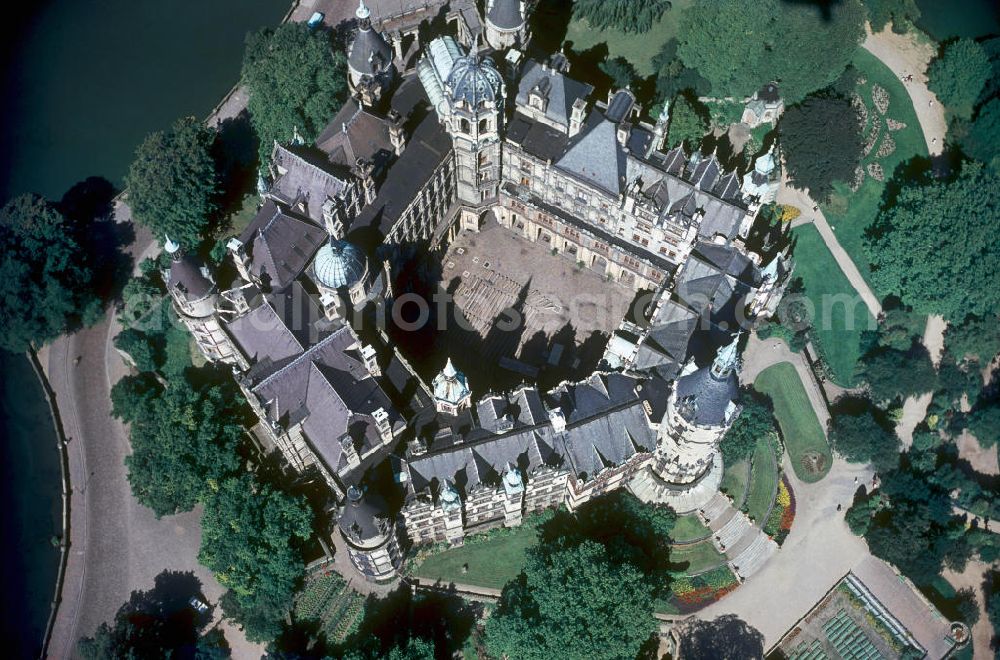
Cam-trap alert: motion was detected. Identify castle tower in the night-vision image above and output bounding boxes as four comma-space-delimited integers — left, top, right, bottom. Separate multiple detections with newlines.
346, 0, 394, 106
337, 485, 402, 582
162, 238, 236, 364
432, 358, 472, 415
439, 480, 466, 545
501, 463, 525, 527
442, 45, 506, 232
655, 334, 742, 486
484, 0, 528, 51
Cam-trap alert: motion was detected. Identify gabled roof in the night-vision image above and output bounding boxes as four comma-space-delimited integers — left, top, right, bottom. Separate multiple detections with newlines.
269, 144, 350, 223
515, 60, 593, 128
556, 113, 626, 195
316, 99, 394, 172
240, 199, 327, 291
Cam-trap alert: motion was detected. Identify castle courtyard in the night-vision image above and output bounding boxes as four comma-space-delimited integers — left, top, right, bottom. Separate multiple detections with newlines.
438, 216, 635, 385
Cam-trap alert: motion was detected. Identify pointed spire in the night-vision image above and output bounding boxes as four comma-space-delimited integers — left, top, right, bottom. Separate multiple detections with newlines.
356, 0, 371, 23
164, 235, 181, 257
443, 357, 458, 378
711, 332, 741, 379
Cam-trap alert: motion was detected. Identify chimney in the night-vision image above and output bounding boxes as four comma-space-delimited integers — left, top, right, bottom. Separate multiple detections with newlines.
548, 407, 567, 434
373, 407, 393, 445
361, 344, 381, 377
617, 121, 631, 147
341, 437, 361, 469
388, 110, 406, 156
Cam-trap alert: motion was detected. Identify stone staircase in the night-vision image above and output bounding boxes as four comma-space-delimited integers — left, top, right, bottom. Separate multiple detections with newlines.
627, 453, 724, 514
698, 492, 778, 581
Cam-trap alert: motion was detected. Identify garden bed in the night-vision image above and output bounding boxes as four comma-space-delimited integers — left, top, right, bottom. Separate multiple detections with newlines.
658, 565, 740, 614
293, 572, 365, 644
763, 474, 796, 546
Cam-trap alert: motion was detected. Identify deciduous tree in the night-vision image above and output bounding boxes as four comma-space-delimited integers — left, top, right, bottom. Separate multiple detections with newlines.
110, 373, 245, 517
677, 0, 865, 103
721, 394, 775, 464
829, 407, 900, 471
200, 475, 312, 643
857, 345, 937, 403
865, 162, 1000, 321
241, 23, 348, 156
779, 95, 864, 201
927, 38, 991, 120
666, 94, 709, 149
484, 540, 655, 660
864, 0, 921, 33
0, 195, 103, 351
126, 117, 219, 247
961, 97, 1000, 170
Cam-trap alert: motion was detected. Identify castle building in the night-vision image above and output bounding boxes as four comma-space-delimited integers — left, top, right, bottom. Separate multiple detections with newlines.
162, 2, 796, 581
741, 82, 784, 128
162, 239, 236, 363
338, 485, 403, 581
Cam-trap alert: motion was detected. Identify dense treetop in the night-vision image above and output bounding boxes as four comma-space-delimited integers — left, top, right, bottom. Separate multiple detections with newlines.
865, 162, 1000, 321
110, 373, 245, 517
126, 117, 219, 248
960, 97, 1000, 170
666, 94, 709, 150
928, 38, 991, 120
721, 393, 776, 465
241, 23, 348, 157
571, 0, 670, 34
677, 0, 865, 103
829, 405, 900, 472
200, 474, 312, 643
0, 194, 103, 352
484, 540, 655, 660
780, 95, 864, 201
864, 0, 921, 34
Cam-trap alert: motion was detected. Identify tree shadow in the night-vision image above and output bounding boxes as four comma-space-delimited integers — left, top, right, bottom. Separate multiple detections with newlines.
212, 112, 260, 223
527, 0, 573, 57
678, 614, 765, 660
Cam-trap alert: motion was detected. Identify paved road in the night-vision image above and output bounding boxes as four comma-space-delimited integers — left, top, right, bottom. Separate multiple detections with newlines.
740, 334, 831, 433
780, 181, 883, 320
696, 454, 873, 647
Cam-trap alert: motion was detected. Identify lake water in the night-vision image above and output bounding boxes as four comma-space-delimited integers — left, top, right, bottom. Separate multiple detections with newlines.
0, 0, 287, 655
915, 0, 1000, 41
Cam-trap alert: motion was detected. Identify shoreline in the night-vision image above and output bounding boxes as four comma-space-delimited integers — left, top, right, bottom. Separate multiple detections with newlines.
40, 1, 308, 655
28, 348, 72, 660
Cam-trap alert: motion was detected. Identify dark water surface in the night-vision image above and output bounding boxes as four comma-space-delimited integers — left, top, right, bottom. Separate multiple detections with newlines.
0, 1, 287, 655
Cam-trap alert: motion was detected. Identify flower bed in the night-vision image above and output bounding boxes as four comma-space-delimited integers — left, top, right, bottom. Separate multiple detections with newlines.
665, 565, 740, 613
763, 474, 796, 545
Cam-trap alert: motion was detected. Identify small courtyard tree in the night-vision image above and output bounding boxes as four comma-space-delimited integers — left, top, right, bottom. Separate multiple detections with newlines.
779, 95, 864, 201
666, 94, 709, 149
927, 38, 991, 120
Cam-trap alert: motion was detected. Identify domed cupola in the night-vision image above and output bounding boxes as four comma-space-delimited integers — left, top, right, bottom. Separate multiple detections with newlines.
311, 238, 373, 313
445, 53, 505, 111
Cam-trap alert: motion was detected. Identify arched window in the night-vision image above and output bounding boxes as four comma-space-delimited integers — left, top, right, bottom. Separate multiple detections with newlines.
478, 118, 488, 133
460, 118, 470, 134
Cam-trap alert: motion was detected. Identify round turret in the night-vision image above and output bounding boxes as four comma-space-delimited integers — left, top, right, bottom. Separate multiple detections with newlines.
446, 54, 505, 109
314, 239, 367, 290
347, 0, 393, 84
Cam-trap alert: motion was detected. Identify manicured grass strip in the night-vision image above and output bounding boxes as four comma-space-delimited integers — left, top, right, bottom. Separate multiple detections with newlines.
564, 0, 692, 76
670, 514, 712, 543
789, 224, 876, 386
745, 435, 779, 525
413, 525, 538, 590
755, 362, 832, 483
668, 540, 726, 574
720, 458, 750, 506
822, 48, 929, 291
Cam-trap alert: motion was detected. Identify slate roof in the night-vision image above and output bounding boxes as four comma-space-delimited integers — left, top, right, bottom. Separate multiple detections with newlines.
348, 23, 392, 77
239, 200, 328, 291
339, 486, 389, 543
316, 100, 395, 173
167, 254, 213, 301
515, 61, 594, 128
401, 373, 660, 497
250, 325, 402, 475
486, 0, 524, 29
269, 144, 350, 223
605, 89, 635, 124
350, 111, 453, 245
556, 112, 627, 195
674, 364, 738, 427
506, 114, 569, 161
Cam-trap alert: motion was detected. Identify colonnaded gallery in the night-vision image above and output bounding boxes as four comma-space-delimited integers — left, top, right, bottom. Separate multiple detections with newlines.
162, 0, 790, 582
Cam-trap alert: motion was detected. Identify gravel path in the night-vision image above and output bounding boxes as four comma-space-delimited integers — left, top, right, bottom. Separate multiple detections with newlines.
862, 25, 947, 155
941, 560, 997, 660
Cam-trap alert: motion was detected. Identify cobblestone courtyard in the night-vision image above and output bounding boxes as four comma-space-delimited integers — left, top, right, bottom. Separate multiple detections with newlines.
438, 218, 634, 387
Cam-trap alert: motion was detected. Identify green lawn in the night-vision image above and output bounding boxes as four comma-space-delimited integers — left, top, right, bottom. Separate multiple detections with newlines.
822, 48, 929, 291
564, 0, 692, 76
755, 362, 832, 483
413, 526, 538, 590
789, 224, 876, 386
745, 435, 779, 524
668, 540, 726, 574
719, 458, 750, 506
671, 514, 711, 543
